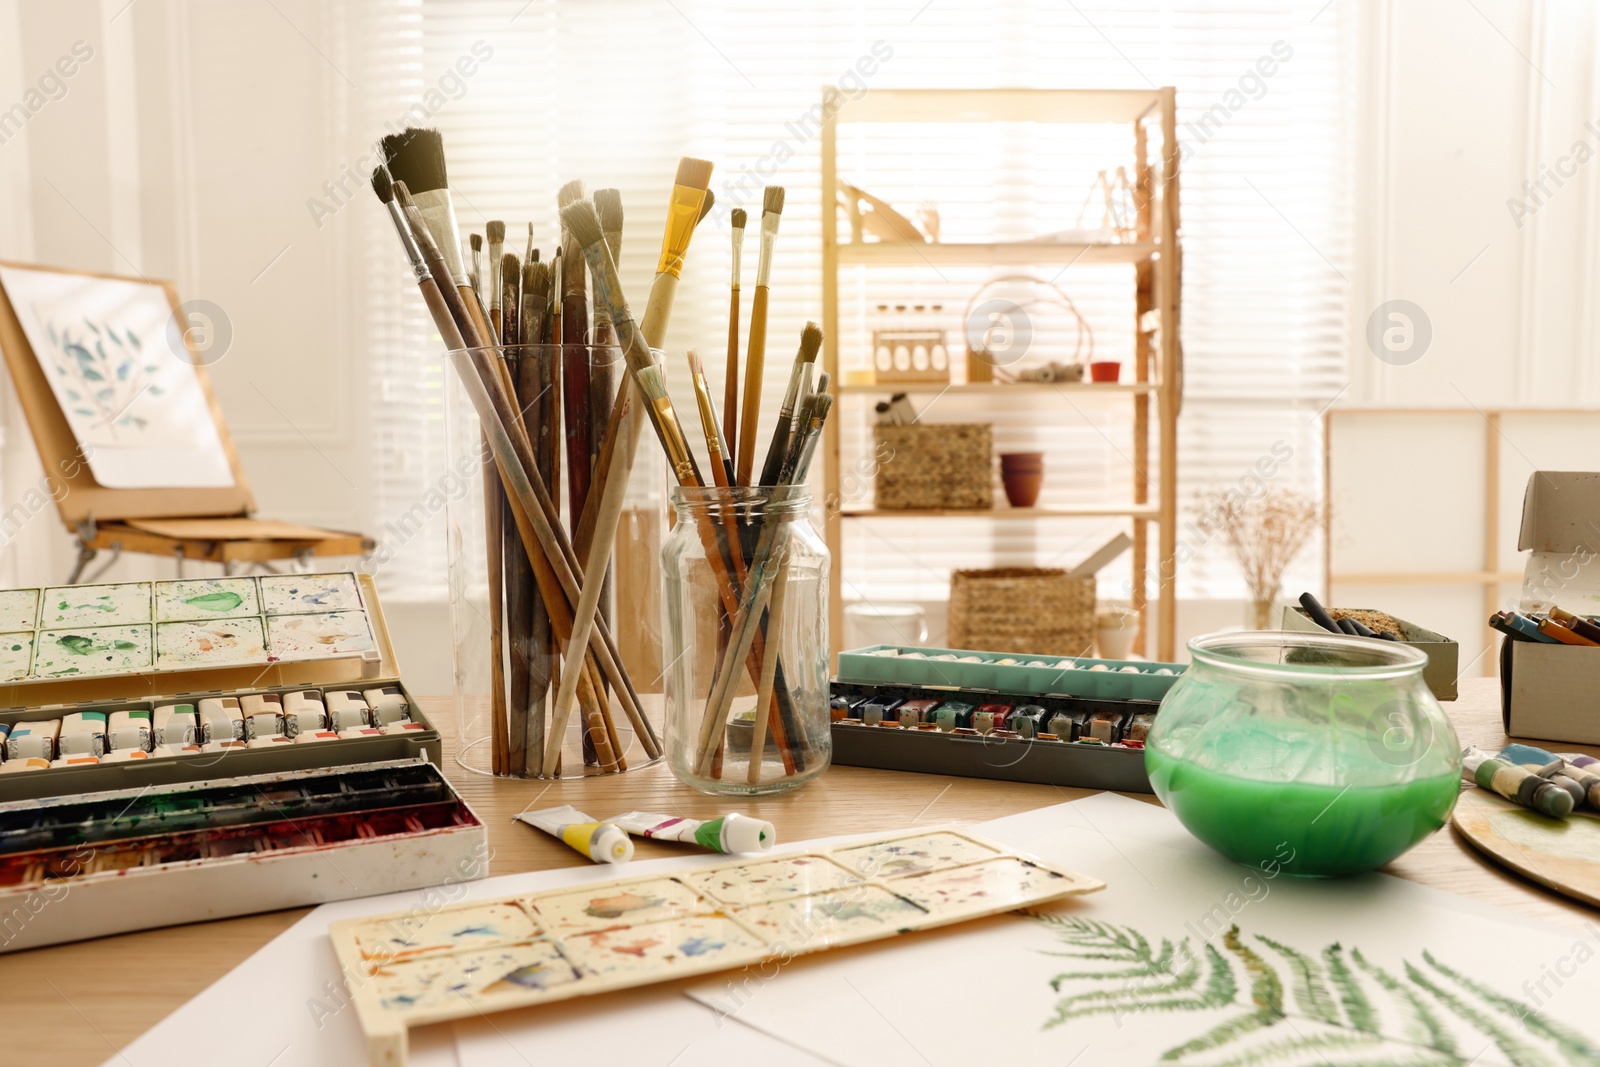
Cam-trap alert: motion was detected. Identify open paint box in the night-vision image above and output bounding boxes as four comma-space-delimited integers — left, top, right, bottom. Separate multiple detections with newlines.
0, 572, 486, 952
829, 645, 1186, 791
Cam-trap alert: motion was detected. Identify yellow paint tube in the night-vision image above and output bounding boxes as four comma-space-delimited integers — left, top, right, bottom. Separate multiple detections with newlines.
516, 805, 634, 864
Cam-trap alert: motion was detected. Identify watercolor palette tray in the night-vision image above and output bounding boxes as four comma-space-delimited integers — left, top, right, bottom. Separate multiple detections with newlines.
838, 644, 1186, 702
329, 827, 1102, 1066
0, 572, 376, 682
0, 758, 485, 953
828, 680, 1158, 791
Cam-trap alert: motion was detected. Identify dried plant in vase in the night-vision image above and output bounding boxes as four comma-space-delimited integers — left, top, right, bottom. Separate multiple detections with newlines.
1196, 487, 1322, 629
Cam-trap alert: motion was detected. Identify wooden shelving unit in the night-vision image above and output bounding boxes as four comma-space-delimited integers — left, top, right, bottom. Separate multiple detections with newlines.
820, 87, 1183, 661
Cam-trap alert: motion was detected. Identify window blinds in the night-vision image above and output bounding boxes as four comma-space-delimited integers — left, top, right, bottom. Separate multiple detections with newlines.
356, 0, 1349, 607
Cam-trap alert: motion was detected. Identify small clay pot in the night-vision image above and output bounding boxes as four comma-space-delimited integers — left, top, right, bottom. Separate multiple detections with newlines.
1000, 451, 1044, 470
1089, 361, 1122, 383
1001, 468, 1044, 507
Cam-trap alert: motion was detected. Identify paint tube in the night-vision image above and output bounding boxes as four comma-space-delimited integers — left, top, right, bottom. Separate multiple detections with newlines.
609, 810, 774, 854
516, 805, 633, 864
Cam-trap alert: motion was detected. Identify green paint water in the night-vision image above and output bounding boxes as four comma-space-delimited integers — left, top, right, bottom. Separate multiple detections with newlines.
1146, 747, 1459, 877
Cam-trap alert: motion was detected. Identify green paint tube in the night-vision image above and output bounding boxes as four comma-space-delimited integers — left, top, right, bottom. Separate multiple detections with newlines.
610, 810, 775, 854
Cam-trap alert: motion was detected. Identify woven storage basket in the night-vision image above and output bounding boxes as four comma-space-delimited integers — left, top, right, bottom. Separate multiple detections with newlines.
873, 424, 992, 510
947, 568, 1095, 655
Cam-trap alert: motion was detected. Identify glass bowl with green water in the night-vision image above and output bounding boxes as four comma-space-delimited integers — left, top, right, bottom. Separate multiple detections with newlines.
1147, 630, 1461, 877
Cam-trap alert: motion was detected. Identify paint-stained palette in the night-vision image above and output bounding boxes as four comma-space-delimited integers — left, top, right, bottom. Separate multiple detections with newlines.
0, 573, 375, 681
329, 827, 1102, 1066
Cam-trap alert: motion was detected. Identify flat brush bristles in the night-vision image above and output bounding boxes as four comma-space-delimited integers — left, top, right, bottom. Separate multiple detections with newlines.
657, 157, 715, 278
558, 179, 586, 210
380, 128, 447, 193
635, 364, 700, 485
594, 189, 623, 235
382, 127, 468, 286
486, 220, 505, 244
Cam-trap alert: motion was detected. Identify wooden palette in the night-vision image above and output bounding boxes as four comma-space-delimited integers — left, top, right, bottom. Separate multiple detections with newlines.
1452, 785, 1600, 909
328, 826, 1103, 1066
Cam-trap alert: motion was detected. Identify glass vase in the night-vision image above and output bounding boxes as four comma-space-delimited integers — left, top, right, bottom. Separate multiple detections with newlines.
1147, 630, 1460, 877
661, 485, 831, 795
442, 344, 664, 778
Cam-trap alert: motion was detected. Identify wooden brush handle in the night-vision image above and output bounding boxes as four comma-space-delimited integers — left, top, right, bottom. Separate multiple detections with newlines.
724, 286, 740, 452
737, 285, 771, 485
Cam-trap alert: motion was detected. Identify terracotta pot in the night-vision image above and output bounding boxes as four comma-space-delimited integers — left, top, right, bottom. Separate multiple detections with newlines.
1000, 451, 1044, 470
1001, 468, 1043, 508
1089, 360, 1122, 383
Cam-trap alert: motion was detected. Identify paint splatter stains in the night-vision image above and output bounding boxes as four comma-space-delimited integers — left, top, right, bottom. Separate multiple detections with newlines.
732, 886, 927, 949
155, 619, 267, 668
584, 892, 667, 919
888, 857, 1070, 918
834, 832, 1002, 878
155, 577, 259, 621
33, 625, 150, 677
684, 855, 863, 907
528, 878, 705, 933
0, 590, 38, 631
260, 574, 362, 614
267, 611, 376, 659
678, 936, 725, 957
0, 632, 31, 681
41, 583, 150, 626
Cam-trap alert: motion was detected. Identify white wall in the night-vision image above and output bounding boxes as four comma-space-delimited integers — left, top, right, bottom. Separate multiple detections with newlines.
0, 0, 375, 581
1334, 0, 1600, 673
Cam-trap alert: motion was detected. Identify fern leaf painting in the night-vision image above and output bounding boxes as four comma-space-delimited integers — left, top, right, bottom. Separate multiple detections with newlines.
1036, 915, 1600, 1066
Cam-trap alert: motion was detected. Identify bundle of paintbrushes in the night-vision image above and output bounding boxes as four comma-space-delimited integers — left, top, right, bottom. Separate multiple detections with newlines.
371, 127, 693, 778
563, 186, 834, 791
372, 129, 832, 786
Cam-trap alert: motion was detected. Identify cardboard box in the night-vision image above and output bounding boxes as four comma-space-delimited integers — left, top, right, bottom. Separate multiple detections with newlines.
1501, 472, 1600, 743
1281, 608, 1458, 701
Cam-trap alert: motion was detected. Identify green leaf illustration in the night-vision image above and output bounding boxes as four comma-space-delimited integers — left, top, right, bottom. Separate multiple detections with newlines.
1036, 917, 1598, 1067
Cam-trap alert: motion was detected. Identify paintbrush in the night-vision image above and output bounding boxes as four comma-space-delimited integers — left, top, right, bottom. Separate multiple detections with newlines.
725, 208, 746, 454
544, 361, 694, 777
557, 180, 592, 539
566, 192, 809, 776
499, 250, 526, 769
516, 259, 552, 774
384, 180, 648, 771
758, 322, 822, 486
486, 220, 506, 342
371, 166, 467, 353
469, 234, 484, 316
381, 128, 494, 344
735, 186, 784, 484
573, 161, 714, 560
695, 390, 832, 776
688, 350, 735, 487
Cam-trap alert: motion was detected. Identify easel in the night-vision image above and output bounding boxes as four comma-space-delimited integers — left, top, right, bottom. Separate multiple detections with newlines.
0, 262, 372, 583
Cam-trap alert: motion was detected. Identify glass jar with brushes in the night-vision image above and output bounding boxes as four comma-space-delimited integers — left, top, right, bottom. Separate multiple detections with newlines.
661, 484, 831, 794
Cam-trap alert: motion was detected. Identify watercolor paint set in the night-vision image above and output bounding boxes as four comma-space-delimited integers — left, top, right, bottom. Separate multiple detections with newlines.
0, 757, 485, 953
0, 572, 482, 950
328, 826, 1101, 1066
0, 573, 439, 803
825, 646, 1181, 791
0, 572, 376, 683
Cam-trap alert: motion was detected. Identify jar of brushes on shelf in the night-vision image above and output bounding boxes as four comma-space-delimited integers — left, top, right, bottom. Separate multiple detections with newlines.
660, 484, 831, 795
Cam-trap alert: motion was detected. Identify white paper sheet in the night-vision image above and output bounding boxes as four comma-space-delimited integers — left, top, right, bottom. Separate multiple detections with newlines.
687, 793, 1600, 1067
0, 265, 234, 488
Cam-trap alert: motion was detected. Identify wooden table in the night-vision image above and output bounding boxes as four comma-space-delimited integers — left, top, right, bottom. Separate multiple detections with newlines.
2, 675, 1589, 1067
